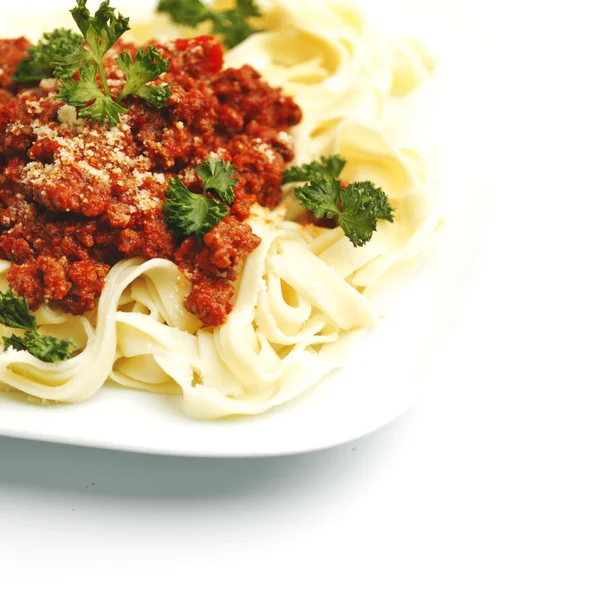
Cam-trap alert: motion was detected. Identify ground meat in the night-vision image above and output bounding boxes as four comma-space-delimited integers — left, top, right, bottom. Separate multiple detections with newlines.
7, 259, 48, 308
204, 216, 261, 280
212, 65, 302, 131
229, 134, 286, 210
0, 37, 30, 105
66, 260, 110, 314
0, 90, 14, 107
185, 275, 235, 327
0, 35, 302, 323
156, 37, 224, 80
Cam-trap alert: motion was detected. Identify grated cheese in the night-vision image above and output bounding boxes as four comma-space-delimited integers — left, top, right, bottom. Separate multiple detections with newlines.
254, 139, 277, 164
40, 78, 58, 91
15, 99, 164, 213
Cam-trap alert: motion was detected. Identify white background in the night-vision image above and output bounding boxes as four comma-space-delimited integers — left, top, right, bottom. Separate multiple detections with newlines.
1, 0, 599, 597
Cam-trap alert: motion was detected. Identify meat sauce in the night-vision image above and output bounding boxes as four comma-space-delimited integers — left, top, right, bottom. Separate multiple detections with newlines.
0, 36, 302, 325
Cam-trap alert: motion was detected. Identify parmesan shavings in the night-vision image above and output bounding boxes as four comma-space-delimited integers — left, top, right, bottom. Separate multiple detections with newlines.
15, 100, 166, 213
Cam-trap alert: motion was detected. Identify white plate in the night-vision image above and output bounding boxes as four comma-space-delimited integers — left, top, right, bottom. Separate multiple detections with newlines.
0, 0, 495, 456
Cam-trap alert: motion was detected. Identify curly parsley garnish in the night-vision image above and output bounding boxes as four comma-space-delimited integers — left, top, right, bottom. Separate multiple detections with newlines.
164, 157, 239, 238
57, 62, 129, 127
0, 290, 75, 363
10, 0, 172, 127
12, 29, 84, 82
284, 155, 395, 247
282, 155, 347, 185
193, 156, 239, 205
56, 0, 172, 126
157, 0, 261, 48
115, 46, 172, 107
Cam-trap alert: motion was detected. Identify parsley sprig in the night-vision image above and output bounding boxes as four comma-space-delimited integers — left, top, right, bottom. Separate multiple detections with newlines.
157, 0, 261, 48
164, 157, 239, 239
116, 46, 172, 107
58, 62, 129, 127
11, 1, 172, 127
12, 29, 84, 82
0, 290, 75, 363
284, 155, 395, 247
69, 0, 131, 95
56, 0, 172, 126
282, 155, 347, 185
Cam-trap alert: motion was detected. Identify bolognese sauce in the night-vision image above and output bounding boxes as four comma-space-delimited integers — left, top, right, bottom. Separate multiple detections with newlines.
0, 36, 302, 325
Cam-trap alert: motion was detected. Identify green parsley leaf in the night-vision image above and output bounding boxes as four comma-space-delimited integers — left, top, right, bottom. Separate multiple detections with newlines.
338, 182, 394, 247
293, 177, 342, 220
2, 334, 28, 353
156, 0, 211, 26
282, 155, 347, 185
130, 83, 173, 110
57, 63, 128, 127
71, 0, 130, 67
164, 177, 229, 239
210, 0, 260, 48
347, 181, 395, 224
156, 0, 261, 48
12, 29, 84, 82
56, 62, 103, 105
3, 331, 75, 363
290, 156, 395, 247
79, 94, 129, 128
0, 290, 36, 330
193, 157, 239, 205
68, 0, 130, 99
51, 43, 93, 79
237, 0, 261, 18
0, 290, 75, 363
49, 1, 172, 126
116, 47, 172, 107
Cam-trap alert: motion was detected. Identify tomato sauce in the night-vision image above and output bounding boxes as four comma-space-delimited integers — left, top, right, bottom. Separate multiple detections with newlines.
0, 36, 302, 325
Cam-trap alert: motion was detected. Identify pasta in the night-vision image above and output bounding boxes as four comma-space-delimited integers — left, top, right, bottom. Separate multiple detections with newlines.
0, 0, 439, 419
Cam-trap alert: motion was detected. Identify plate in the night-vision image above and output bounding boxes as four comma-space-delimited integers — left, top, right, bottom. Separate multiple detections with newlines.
0, 0, 495, 456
